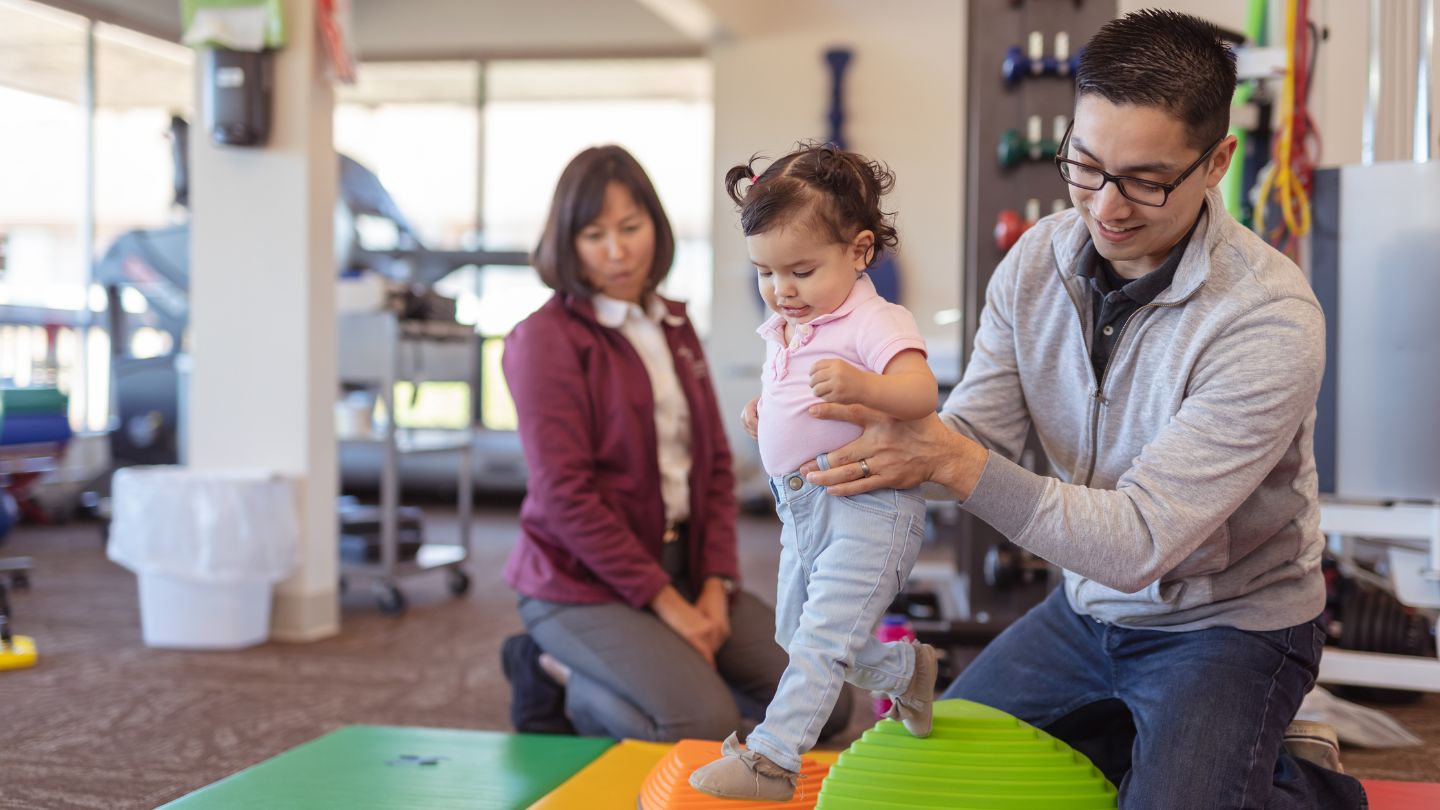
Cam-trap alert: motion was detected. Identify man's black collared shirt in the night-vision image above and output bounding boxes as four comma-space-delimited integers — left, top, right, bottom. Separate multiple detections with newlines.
1076, 218, 1200, 381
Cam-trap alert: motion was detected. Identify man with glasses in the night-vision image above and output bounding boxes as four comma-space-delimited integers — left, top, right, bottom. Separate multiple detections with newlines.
803, 10, 1366, 808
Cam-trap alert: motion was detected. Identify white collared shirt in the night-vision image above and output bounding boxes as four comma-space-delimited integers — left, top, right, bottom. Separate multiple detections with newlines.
593, 293, 692, 525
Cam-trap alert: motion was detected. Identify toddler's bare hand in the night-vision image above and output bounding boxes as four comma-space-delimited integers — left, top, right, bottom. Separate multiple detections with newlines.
810, 359, 870, 405
741, 397, 760, 439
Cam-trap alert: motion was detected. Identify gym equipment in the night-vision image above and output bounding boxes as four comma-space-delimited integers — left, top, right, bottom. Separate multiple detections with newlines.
998, 114, 1068, 169
823, 46, 902, 306
639, 740, 832, 809
983, 541, 1052, 589
950, 0, 1116, 651
1222, 0, 1269, 226
1002, 31, 1081, 85
1306, 10, 1439, 701
155, 725, 614, 809
337, 500, 424, 565
816, 699, 1117, 808
1311, 162, 1440, 503
824, 48, 851, 149
993, 198, 1041, 253
336, 313, 477, 616
91, 118, 532, 505
1317, 555, 1438, 704
1254, 0, 1323, 260
0, 558, 36, 671
132, 722, 1440, 810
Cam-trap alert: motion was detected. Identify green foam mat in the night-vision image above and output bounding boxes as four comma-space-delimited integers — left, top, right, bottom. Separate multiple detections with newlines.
816, 699, 1117, 809
158, 726, 614, 810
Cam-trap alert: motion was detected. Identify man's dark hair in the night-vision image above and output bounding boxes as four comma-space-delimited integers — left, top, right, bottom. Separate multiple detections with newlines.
533, 144, 675, 298
1077, 9, 1238, 150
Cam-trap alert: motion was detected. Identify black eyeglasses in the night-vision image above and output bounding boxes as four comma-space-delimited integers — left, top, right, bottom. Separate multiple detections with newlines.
1053, 120, 1223, 207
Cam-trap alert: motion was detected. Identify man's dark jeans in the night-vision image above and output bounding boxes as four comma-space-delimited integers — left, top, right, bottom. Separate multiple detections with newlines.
943, 588, 1368, 809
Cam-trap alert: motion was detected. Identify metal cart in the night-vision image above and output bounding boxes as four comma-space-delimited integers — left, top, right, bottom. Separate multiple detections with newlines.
337, 311, 475, 615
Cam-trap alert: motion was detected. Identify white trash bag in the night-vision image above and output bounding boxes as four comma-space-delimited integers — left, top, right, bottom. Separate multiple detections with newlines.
108, 466, 299, 649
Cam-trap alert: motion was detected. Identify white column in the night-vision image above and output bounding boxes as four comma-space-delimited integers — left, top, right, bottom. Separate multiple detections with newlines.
188, 3, 338, 641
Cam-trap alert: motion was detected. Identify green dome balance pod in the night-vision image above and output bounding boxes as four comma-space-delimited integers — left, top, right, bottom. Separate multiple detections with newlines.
816, 699, 1118, 809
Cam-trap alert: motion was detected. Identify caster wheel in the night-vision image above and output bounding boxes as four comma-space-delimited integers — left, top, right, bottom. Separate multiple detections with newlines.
447, 568, 471, 596
377, 584, 407, 616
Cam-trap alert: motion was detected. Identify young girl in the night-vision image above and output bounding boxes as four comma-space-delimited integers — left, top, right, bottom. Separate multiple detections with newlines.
690, 144, 939, 802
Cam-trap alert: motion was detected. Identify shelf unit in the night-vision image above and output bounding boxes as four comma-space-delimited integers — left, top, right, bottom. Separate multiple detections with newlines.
1316, 500, 1440, 693
337, 311, 475, 614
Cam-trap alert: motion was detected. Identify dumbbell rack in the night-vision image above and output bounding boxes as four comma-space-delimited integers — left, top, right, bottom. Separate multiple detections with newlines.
921, 0, 1117, 648
963, 0, 1116, 352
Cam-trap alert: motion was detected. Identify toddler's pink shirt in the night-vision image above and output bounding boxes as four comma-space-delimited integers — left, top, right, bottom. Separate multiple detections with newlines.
756, 274, 927, 475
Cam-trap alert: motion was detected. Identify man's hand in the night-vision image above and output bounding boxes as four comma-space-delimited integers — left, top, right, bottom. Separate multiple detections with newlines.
741, 397, 760, 440
810, 359, 874, 405
650, 585, 725, 665
801, 405, 988, 499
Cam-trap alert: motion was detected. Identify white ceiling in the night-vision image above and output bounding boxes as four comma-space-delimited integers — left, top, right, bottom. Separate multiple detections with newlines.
0, 1, 191, 107
352, 0, 699, 59
35, 0, 712, 56
2, 0, 721, 107
0, 0, 731, 108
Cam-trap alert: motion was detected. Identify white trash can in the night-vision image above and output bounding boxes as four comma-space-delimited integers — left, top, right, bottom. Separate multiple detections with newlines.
108, 467, 299, 649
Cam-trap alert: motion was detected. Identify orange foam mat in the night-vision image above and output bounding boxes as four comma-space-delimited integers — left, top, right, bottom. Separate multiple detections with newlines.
639, 739, 835, 809
1361, 779, 1440, 810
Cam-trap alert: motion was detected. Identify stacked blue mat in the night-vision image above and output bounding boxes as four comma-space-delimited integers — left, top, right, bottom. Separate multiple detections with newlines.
0, 387, 73, 446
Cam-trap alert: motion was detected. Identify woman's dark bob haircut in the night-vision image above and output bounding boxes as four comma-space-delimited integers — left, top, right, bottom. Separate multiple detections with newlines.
532, 145, 675, 298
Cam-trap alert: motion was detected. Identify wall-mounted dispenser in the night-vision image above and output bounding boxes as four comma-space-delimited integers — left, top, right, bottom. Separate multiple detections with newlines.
180, 0, 286, 148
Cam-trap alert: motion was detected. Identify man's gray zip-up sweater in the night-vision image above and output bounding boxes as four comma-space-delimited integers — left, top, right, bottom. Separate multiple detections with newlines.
945, 188, 1326, 631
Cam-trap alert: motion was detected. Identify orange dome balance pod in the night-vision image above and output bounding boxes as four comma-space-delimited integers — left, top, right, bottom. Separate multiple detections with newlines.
643, 739, 834, 809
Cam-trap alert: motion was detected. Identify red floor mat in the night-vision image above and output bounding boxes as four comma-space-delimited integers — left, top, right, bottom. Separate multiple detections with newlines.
1362, 779, 1440, 810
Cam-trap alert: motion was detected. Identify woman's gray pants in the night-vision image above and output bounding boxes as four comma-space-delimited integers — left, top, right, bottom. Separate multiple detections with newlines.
519, 591, 854, 742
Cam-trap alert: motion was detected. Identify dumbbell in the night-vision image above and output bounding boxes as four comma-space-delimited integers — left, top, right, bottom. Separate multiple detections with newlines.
983, 542, 1050, 589
998, 115, 1068, 169
1001, 32, 1043, 85
993, 198, 1042, 253
1002, 31, 1081, 85
1053, 32, 1076, 77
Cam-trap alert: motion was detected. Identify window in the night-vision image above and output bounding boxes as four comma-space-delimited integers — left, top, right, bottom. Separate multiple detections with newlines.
0, 1, 192, 433
335, 61, 480, 250
0, 0, 88, 311
482, 59, 713, 330
94, 23, 192, 255
335, 57, 713, 431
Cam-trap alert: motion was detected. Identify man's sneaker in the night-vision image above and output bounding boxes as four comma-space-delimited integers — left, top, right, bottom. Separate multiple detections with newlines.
689, 732, 798, 801
1284, 720, 1343, 773
886, 641, 937, 737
